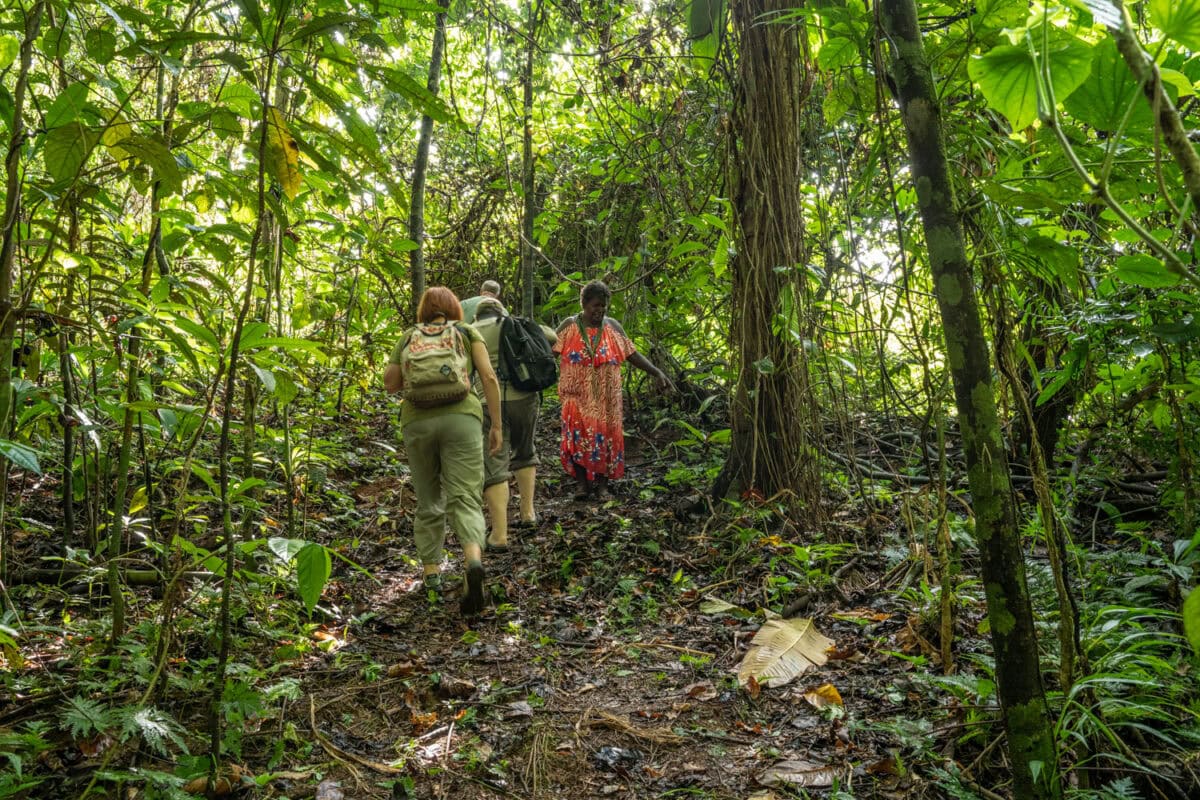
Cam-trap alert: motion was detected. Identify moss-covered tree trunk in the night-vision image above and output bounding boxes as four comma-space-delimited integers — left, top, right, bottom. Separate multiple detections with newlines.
716, 0, 823, 520
879, 1, 1062, 798
0, 3, 43, 444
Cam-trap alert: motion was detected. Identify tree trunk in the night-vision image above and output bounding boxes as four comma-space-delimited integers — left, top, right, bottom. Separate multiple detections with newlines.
0, 3, 44, 442
519, 0, 543, 317
879, 2, 1062, 798
717, 0, 823, 521
408, 0, 450, 314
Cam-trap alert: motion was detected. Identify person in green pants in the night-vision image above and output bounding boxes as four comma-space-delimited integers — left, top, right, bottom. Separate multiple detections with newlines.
470, 296, 557, 549
384, 286, 503, 615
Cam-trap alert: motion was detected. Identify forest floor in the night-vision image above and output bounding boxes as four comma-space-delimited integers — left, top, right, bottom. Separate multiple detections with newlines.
253, 402, 996, 800
4, 397, 1195, 800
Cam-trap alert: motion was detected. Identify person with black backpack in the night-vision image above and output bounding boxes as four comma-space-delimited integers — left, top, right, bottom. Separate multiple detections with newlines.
384, 287, 503, 616
469, 293, 558, 549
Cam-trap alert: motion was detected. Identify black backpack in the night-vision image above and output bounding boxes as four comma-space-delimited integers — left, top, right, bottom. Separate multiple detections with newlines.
499, 315, 558, 392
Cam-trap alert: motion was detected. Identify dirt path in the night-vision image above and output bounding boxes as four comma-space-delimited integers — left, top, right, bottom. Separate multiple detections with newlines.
287, 406, 935, 800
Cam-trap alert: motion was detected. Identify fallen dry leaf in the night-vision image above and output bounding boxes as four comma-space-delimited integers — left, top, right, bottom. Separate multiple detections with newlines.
77, 734, 114, 757
684, 681, 718, 701
803, 682, 844, 708
825, 645, 862, 661
388, 660, 416, 678
410, 710, 438, 733
758, 759, 839, 788
737, 618, 834, 688
866, 755, 900, 775
506, 701, 534, 718
183, 776, 234, 796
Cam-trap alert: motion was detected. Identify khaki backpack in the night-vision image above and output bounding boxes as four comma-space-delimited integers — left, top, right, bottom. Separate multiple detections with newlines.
399, 323, 472, 408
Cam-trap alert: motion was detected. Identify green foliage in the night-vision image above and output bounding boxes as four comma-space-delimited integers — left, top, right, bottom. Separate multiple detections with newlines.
1184, 586, 1200, 656
968, 25, 1093, 130
61, 696, 113, 739
1148, 0, 1200, 51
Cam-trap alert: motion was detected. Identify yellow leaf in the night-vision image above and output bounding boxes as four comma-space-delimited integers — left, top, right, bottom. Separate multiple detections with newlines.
803, 682, 843, 708
263, 106, 301, 200
101, 116, 133, 163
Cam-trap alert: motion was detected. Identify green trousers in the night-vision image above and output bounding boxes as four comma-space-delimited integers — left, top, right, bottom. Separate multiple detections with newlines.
402, 412, 486, 565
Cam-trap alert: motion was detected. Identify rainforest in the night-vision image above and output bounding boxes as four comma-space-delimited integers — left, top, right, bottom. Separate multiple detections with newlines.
2, 1, 1199, 799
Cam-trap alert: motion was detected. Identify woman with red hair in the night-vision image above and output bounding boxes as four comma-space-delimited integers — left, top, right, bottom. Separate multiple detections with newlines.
384, 286, 503, 616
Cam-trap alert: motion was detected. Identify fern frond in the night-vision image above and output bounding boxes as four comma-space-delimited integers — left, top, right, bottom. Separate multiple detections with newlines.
117, 707, 189, 757
60, 696, 113, 739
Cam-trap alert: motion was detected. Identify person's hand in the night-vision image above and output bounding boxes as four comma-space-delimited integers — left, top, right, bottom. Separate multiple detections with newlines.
488, 424, 503, 455
654, 370, 674, 393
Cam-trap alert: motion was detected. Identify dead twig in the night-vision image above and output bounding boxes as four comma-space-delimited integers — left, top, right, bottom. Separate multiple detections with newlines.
578, 707, 685, 745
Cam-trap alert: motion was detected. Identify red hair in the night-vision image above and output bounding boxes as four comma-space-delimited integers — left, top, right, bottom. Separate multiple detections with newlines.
416, 286, 463, 323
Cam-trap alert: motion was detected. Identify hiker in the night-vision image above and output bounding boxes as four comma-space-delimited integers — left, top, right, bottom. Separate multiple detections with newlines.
471, 295, 558, 549
383, 286, 503, 616
554, 280, 672, 501
460, 279, 502, 324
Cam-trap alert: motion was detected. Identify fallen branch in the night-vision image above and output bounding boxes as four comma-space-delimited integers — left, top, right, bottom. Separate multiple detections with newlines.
308, 695, 403, 775
8, 567, 216, 587
578, 707, 684, 745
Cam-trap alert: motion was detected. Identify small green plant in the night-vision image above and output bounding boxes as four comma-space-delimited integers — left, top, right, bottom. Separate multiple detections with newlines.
0, 726, 51, 797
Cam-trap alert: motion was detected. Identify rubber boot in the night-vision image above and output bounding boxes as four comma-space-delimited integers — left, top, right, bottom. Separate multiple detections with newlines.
484, 482, 509, 548
515, 467, 538, 525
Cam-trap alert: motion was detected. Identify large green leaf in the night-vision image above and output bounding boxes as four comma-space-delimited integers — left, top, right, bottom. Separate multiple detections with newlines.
366, 65, 457, 125
688, 0, 725, 39
1063, 38, 1154, 134
0, 440, 41, 474
373, 0, 444, 11
286, 13, 368, 45
1184, 585, 1200, 656
85, 28, 116, 62
968, 31, 1094, 130
0, 36, 18, 69
43, 122, 96, 183
45, 83, 90, 129
121, 134, 183, 195
233, 0, 264, 40
297, 543, 331, 616
298, 74, 380, 154
210, 107, 242, 140
219, 81, 260, 120
268, 537, 307, 562
168, 311, 221, 352
1149, 0, 1200, 51
1114, 254, 1182, 288
818, 36, 859, 71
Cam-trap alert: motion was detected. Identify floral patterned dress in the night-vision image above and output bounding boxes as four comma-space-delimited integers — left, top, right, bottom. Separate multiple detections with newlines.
554, 316, 636, 480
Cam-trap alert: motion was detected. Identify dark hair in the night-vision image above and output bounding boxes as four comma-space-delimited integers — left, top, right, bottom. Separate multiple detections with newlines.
580, 280, 611, 307
416, 286, 463, 323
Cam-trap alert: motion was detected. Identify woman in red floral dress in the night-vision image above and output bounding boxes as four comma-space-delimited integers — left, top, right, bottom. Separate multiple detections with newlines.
554, 281, 673, 500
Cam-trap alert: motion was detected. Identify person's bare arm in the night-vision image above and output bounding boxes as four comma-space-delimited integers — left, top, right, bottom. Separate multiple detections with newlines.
472, 340, 504, 454
628, 350, 673, 392
384, 363, 402, 394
